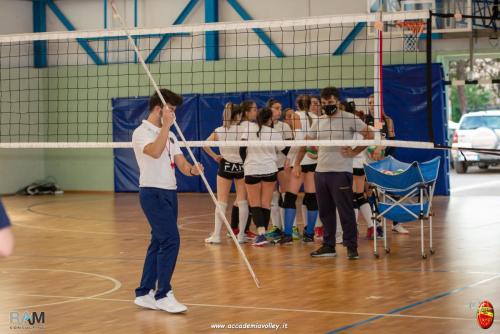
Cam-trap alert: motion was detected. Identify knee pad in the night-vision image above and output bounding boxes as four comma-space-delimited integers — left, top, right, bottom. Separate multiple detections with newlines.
283, 192, 298, 209
355, 192, 368, 207
303, 193, 318, 211
352, 194, 359, 209
262, 208, 271, 229
231, 205, 239, 229
278, 192, 284, 208
249, 206, 263, 227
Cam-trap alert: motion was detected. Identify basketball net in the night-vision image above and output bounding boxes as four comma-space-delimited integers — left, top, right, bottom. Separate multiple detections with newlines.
396, 20, 425, 51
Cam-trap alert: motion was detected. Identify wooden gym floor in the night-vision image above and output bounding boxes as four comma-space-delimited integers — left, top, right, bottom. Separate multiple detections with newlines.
0, 189, 499, 333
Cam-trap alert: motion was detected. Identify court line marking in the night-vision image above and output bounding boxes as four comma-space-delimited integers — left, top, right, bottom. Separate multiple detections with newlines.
11, 213, 212, 236
326, 273, 500, 333
27, 203, 139, 223
8, 253, 500, 277
4, 293, 488, 323
0, 268, 122, 309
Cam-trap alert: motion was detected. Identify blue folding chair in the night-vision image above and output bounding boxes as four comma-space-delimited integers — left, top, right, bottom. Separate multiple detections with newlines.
364, 156, 440, 259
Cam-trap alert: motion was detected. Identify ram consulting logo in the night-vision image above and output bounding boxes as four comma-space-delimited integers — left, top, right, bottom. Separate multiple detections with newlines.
9, 311, 46, 330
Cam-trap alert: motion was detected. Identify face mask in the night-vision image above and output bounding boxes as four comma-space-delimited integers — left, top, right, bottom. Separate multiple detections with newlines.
323, 104, 337, 116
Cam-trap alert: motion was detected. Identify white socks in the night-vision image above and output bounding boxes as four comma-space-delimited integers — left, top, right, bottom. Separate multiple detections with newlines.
237, 200, 249, 239
270, 191, 282, 229
359, 203, 373, 228
212, 202, 227, 239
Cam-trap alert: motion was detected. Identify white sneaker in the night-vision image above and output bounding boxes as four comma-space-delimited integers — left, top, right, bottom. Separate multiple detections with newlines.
134, 290, 158, 310
156, 291, 188, 313
392, 224, 409, 234
336, 234, 343, 244
237, 234, 246, 244
205, 234, 221, 244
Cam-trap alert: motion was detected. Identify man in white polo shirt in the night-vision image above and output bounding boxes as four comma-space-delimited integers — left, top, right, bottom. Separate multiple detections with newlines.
132, 89, 203, 314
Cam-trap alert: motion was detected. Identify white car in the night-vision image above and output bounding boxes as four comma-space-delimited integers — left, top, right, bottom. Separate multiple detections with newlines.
451, 110, 500, 174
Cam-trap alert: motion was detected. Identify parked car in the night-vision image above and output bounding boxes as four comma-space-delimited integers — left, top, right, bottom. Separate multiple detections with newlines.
451, 110, 500, 174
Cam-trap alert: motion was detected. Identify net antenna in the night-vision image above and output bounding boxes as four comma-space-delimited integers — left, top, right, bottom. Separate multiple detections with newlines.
109, 0, 261, 288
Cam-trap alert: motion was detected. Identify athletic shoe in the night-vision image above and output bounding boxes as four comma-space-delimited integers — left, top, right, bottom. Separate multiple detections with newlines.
245, 230, 258, 239
336, 234, 343, 244
226, 228, 239, 238
204, 234, 221, 244
302, 232, 314, 243
265, 227, 282, 239
376, 226, 384, 239
276, 234, 293, 245
292, 226, 301, 240
314, 226, 324, 239
156, 291, 187, 313
252, 234, 269, 246
366, 227, 374, 239
347, 247, 359, 260
270, 229, 284, 242
237, 234, 246, 244
310, 245, 336, 257
134, 290, 159, 310
392, 224, 409, 234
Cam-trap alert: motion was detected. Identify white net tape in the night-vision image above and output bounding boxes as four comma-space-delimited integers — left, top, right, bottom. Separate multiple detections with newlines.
0, 11, 429, 43
0, 140, 434, 149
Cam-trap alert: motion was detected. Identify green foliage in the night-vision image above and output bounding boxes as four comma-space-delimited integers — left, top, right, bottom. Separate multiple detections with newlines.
449, 85, 493, 122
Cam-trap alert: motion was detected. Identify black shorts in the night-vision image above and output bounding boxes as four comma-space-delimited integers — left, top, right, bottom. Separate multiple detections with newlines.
301, 164, 317, 173
244, 173, 277, 185
353, 168, 365, 176
218, 159, 244, 180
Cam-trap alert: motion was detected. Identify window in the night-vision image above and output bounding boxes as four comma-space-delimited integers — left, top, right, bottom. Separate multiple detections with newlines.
460, 116, 500, 130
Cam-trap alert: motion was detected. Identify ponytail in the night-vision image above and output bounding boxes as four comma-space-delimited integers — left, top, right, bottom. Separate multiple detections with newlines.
296, 94, 312, 126
256, 107, 273, 138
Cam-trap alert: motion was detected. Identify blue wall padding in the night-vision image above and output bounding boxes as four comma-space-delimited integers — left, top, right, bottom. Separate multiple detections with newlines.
112, 63, 449, 195
246, 90, 292, 109
384, 64, 449, 195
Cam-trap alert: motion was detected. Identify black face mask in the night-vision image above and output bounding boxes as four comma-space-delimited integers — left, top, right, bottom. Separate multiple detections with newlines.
323, 104, 337, 116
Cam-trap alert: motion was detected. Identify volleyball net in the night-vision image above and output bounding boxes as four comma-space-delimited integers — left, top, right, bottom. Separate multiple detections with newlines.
0, 9, 436, 150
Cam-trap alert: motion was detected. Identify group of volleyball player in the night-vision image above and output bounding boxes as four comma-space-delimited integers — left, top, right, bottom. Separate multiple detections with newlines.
203, 86, 407, 258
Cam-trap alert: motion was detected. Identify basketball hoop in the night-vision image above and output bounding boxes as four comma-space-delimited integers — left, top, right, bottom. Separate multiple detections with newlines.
396, 20, 425, 51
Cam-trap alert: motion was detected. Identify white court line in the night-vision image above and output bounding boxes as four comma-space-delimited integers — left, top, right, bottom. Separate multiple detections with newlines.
5, 293, 491, 323
12, 213, 212, 236
451, 180, 500, 193
0, 268, 122, 309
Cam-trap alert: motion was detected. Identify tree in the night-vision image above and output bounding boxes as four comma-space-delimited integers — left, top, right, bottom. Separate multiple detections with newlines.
448, 57, 500, 121
450, 85, 493, 122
